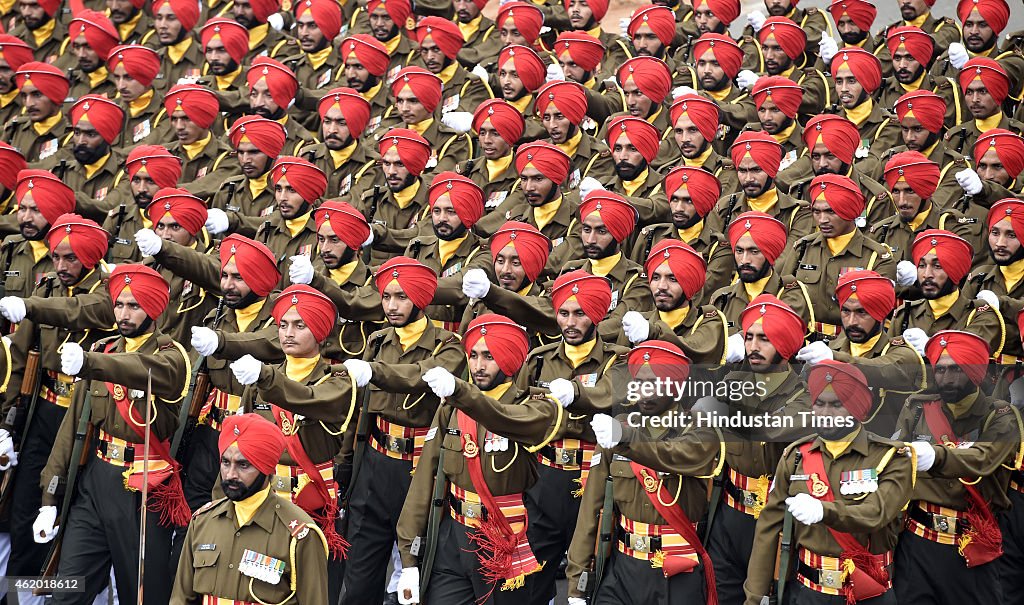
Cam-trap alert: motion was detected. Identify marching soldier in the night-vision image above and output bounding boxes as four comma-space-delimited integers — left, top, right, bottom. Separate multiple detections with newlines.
198, 18, 250, 95
108, 0, 156, 45
9, 0, 65, 62
627, 4, 698, 77
602, 57, 674, 142
945, 57, 1024, 157
745, 17, 831, 119
552, 31, 609, 104
464, 99, 525, 209
691, 34, 757, 147
710, 211, 789, 330
234, 0, 293, 62
493, 45, 546, 138
244, 57, 317, 155
49, 95, 125, 218
657, 94, 739, 195
878, 27, 964, 130
828, 47, 901, 163
151, 0, 203, 94
103, 145, 183, 265
601, 116, 670, 219
826, 0, 885, 63
453, 0, 499, 68
0, 37, 32, 126
744, 0, 831, 55
64, 11, 119, 101
564, 0, 631, 76
877, 0, 961, 55
412, 18, 492, 116
350, 0, 416, 78
288, 0, 344, 96
6, 62, 69, 164
254, 156, 324, 284
947, 129, 1024, 210
536, 81, 615, 189
748, 76, 805, 161
162, 85, 239, 199
108, 45, 170, 148
932, 0, 1022, 98
339, 35, 393, 139
299, 87, 380, 200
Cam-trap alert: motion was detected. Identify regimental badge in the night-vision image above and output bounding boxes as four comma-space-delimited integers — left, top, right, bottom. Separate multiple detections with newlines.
112, 384, 126, 401
809, 473, 829, 498
463, 432, 479, 458
640, 467, 659, 493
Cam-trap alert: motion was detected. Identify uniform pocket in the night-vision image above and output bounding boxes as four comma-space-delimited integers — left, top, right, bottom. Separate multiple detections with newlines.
609, 460, 637, 507
192, 549, 220, 595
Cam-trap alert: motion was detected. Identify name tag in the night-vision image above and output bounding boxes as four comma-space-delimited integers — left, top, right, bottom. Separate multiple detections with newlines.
3, 270, 19, 277
198, 543, 217, 551
425, 427, 438, 441
115, 238, 132, 246
799, 264, 818, 271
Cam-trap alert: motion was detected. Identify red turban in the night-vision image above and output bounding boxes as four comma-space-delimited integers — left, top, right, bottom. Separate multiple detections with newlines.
728, 211, 788, 265
490, 222, 550, 283
340, 35, 390, 77
148, 188, 207, 236
499, 45, 546, 92
730, 130, 783, 179
270, 157, 327, 202
740, 294, 806, 359
272, 284, 338, 342
803, 114, 861, 165
894, 90, 946, 134
219, 234, 281, 297
429, 172, 484, 228
378, 129, 432, 176
628, 340, 691, 384
70, 95, 124, 145
606, 115, 660, 163
200, 18, 249, 64
16, 62, 69, 105
885, 26, 933, 67
534, 80, 587, 125
154, 0, 200, 31
911, 229, 973, 284
884, 151, 940, 200
976, 129, 1024, 179
16, 169, 74, 225
219, 414, 287, 475
374, 256, 438, 310
390, 66, 443, 113
68, 11, 119, 61
126, 145, 182, 189
617, 56, 672, 104
164, 84, 219, 130
0, 145, 26, 191
473, 98, 525, 144
562, 0, 607, 20
0, 36, 32, 71
315, 200, 370, 251
752, 76, 803, 118
663, 166, 721, 218
809, 174, 864, 221
669, 94, 720, 143
417, 17, 463, 59
294, 0, 342, 41
497, 2, 544, 44
247, 57, 299, 109
554, 31, 604, 72
836, 269, 895, 322
108, 264, 170, 319
34, 0, 59, 17
959, 57, 1010, 104
228, 115, 287, 158
628, 5, 676, 46
249, 0, 281, 23
831, 46, 882, 94
580, 191, 638, 243
107, 45, 161, 87
645, 239, 706, 300
957, 0, 1009, 34
807, 360, 872, 421
827, 0, 876, 32
693, 33, 743, 79
757, 17, 806, 60
551, 270, 612, 325
692, 0, 740, 25
317, 87, 371, 137
463, 314, 531, 377
986, 198, 1024, 236
367, 0, 412, 28
46, 214, 109, 270
925, 330, 990, 386
514, 141, 572, 185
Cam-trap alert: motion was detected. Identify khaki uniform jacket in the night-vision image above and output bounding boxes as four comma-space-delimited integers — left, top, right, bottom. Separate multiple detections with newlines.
66, 67, 117, 102
888, 293, 1005, 358
868, 204, 975, 263
828, 333, 926, 431
299, 141, 380, 200
610, 303, 729, 367
402, 230, 492, 327
9, 20, 65, 62
173, 137, 240, 201
42, 148, 126, 223
459, 154, 520, 213
742, 6, 832, 56
3, 113, 68, 164
212, 174, 277, 237
779, 164, 891, 229
878, 72, 965, 131
153, 35, 204, 95
1, 235, 53, 300
628, 223, 732, 307
878, 13, 962, 58
706, 188, 814, 245
561, 132, 616, 191
255, 212, 318, 283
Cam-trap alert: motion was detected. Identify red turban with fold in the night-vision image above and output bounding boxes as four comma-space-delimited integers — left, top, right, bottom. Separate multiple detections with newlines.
515, 141, 572, 185
836, 269, 895, 323
606, 115, 661, 163
752, 76, 803, 118
473, 99, 525, 144
16, 62, 69, 105
986, 198, 1024, 237
220, 414, 287, 475
126, 145, 182, 189
670, 94, 720, 143
617, 56, 672, 104
391, 66, 443, 113
535, 80, 587, 125
0, 146, 27, 192
70, 95, 124, 145
831, 46, 882, 93
340, 34, 389, 77
367, 0, 411, 28
692, 0, 740, 24
663, 166, 721, 218
46, 214, 109, 270
201, 18, 249, 64
272, 284, 338, 342
579, 191, 639, 243
959, 57, 1010, 104
249, 0, 281, 23
499, 45, 546, 92
317, 87, 372, 137
463, 314, 531, 377
375, 256, 438, 310
490, 222, 551, 283
758, 17, 806, 60
894, 90, 945, 134
809, 174, 864, 221
911, 229, 973, 284
247, 57, 299, 109
35, 0, 59, 16
269, 157, 328, 202
219, 234, 281, 297
149, 188, 208, 236
164, 84, 220, 130
16, 169, 74, 225
693, 33, 743, 79
884, 151, 940, 200
808, 360, 872, 421
315, 200, 370, 251
885, 26, 933, 66
68, 11, 119, 61
957, 0, 1009, 34
925, 330, 991, 386
828, 0, 876, 32
740, 294, 806, 359
803, 114, 861, 165
294, 0, 343, 40
628, 340, 691, 384
728, 211, 788, 265
975, 129, 1024, 179
417, 17, 463, 59
731, 131, 783, 178
378, 129, 432, 176
108, 264, 170, 319
562, 0, 608, 21
497, 2, 544, 44
0, 36, 32, 71
551, 270, 612, 324
107, 44, 161, 87
645, 239, 706, 300
628, 5, 676, 46
154, 0, 201, 31
229, 115, 287, 158
554, 31, 604, 72
429, 172, 484, 228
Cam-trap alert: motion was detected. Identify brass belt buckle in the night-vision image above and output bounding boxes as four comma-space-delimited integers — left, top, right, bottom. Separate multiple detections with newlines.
743, 490, 761, 508
819, 569, 844, 590
932, 513, 956, 534
109, 444, 121, 461
631, 535, 650, 553
463, 503, 484, 520
386, 435, 403, 453
557, 448, 575, 465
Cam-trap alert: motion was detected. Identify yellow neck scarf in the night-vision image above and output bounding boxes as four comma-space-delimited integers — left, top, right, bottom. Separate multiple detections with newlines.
976, 112, 1003, 133
286, 211, 312, 238
533, 195, 561, 230
899, 69, 926, 92
827, 229, 856, 256
946, 389, 978, 419
248, 23, 268, 51
330, 259, 359, 286
1000, 256, 1024, 291
590, 251, 621, 277
908, 204, 931, 231
307, 45, 332, 70
845, 97, 873, 128
249, 172, 269, 199
329, 141, 356, 169
458, 14, 482, 41
509, 93, 533, 114
32, 17, 55, 46
33, 111, 62, 136
117, 11, 141, 41
823, 426, 861, 458
744, 271, 773, 301
439, 233, 468, 267
167, 36, 193, 64
125, 331, 153, 352
850, 331, 881, 358
285, 353, 320, 382
683, 144, 713, 168
436, 61, 458, 85
88, 66, 109, 89
564, 337, 596, 369
234, 485, 271, 527
659, 304, 690, 329
483, 380, 513, 401
216, 65, 242, 91
29, 239, 49, 264
361, 79, 383, 102
486, 153, 514, 182
409, 117, 433, 135
747, 188, 779, 214
677, 220, 703, 244
84, 152, 111, 180
927, 289, 959, 319
183, 132, 212, 160
905, 12, 928, 27
622, 168, 648, 197
706, 84, 731, 102
139, 207, 153, 230
771, 120, 797, 145
0, 88, 17, 109
383, 33, 402, 55
236, 298, 265, 332
396, 315, 428, 351
557, 129, 583, 158
393, 179, 420, 209
129, 90, 154, 118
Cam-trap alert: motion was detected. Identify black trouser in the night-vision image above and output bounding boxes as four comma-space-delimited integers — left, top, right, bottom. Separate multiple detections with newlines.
51, 457, 174, 605
341, 447, 414, 605
425, 514, 530, 604
525, 462, 583, 605
1000, 488, 1024, 605
785, 581, 896, 605
705, 501, 757, 605
894, 531, 1001, 605
593, 549, 706, 605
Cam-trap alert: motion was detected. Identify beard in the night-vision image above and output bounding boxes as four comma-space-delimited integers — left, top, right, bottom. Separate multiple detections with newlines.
222, 473, 269, 501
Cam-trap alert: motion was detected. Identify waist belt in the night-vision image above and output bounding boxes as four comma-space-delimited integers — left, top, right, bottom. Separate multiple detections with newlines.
448, 484, 527, 530
796, 547, 893, 596
270, 459, 336, 503
202, 389, 241, 432
616, 516, 697, 563
812, 322, 840, 337
906, 501, 969, 545
96, 430, 164, 467
537, 438, 595, 470
201, 596, 257, 605
993, 354, 1023, 365
370, 417, 430, 463
40, 370, 75, 408
723, 468, 771, 518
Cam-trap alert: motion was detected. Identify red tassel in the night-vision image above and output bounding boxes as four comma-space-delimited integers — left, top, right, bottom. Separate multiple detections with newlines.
467, 517, 518, 586
700, 552, 718, 605
962, 487, 1003, 565
312, 499, 350, 560
147, 474, 193, 528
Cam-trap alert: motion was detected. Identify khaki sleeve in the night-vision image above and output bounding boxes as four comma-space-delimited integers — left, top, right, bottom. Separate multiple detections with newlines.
482, 285, 558, 337
821, 449, 914, 533
742, 454, 791, 605
255, 367, 356, 424
613, 426, 720, 478
309, 272, 385, 322
23, 290, 115, 331
565, 446, 610, 599
931, 410, 1021, 480
218, 325, 284, 364
155, 240, 222, 295
169, 521, 199, 605
369, 338, 466, 394
294, 523, 330, 604
448, 379, 566, 447
396, 405, 446, 569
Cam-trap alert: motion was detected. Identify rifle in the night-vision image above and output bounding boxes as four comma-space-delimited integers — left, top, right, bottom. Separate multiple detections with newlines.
589, 473, 615, 599
106, 202, 128, 263
341, 333, 385, 521
723, 194, 739, 231
363, 185, 382, 265
773, 451, 798, 605
56, 158, 68, 181
418, 414, 449, 597
170, 297, 227, 460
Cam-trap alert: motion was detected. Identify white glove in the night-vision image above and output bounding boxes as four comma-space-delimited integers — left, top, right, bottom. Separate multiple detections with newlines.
818, 35, 839, 64
176, 74, 200, 85
397, 567, 420, 604
955, 168, 983, 196
61, 342, 84, 376
902, 328, 928, 356
786, 493, 824, 525
267, 12, 285, 30
363, 229, 375, 248
896, 260, 917, 287
422, 366, 456, 398
736, 69, 759, 90
796, 341, 833, 365
461, 268, 491, 299
568, 599, 588, 605
672, 85, 697, 99
191, 326, 219, 357
471, 64, 489, 81
545, 62, 565, 83
230, 354, 262, 386
619, 16, 631, 37
441, 111, 474, 133
591, 413, 622, 449
977, 289, 1000, 312
343, 358, 372, 387
578, 176, 605, 199
134, 228, 163, 256
621, 311, 650, 344
548, 378, 575, 408
726, 332, 745, 363
205, 208, 229, 235
0, 429, 16, 471
0, 296, 26, 323
910, 441, 935, 472
289, 254, 315, 285
33, 506, 58, 543
747, 10, 766, 32
948, 42, 970, 70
